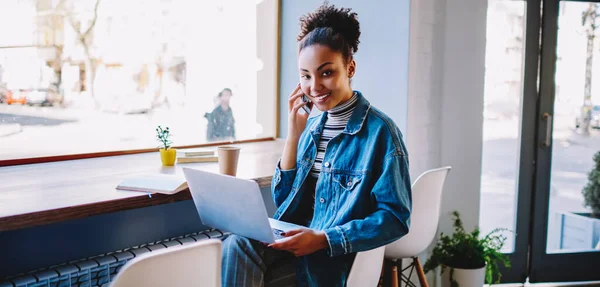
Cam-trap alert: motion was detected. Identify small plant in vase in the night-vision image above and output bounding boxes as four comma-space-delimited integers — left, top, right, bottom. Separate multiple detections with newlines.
156, 125, 176, 166
424, 211, 511, 287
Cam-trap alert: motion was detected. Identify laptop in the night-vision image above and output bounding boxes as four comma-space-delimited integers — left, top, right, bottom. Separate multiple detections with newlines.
182, 167, 304, 243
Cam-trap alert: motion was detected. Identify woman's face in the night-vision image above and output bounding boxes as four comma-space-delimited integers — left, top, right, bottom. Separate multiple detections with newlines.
298, 45, 355, 111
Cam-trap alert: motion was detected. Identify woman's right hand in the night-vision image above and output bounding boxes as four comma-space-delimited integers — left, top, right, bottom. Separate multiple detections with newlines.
287, 84, 312, 142
280, 85, 311, 170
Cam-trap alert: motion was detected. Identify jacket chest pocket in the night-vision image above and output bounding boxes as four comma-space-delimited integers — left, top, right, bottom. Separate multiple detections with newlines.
332, 173, 363, 192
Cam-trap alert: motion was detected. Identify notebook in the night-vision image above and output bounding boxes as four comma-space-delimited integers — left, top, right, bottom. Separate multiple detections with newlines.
177, 148, 215, 157
116, 174, 188, 195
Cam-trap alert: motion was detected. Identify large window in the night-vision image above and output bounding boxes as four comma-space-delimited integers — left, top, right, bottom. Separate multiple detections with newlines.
481, 0, 600, 254
0, 0, 279, 162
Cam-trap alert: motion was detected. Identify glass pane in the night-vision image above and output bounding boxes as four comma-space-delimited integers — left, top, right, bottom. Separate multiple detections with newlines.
0, 0, 278, 161
480, 0, 527, 253
547, 1, 600, 254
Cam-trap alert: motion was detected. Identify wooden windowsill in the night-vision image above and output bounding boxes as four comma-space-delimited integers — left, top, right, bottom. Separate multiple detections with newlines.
0, 139, 286, 232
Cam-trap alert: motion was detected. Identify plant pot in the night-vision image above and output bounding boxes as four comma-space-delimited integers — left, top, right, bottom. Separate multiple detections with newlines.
159, 148, 176, 166
552, 211, 600, 251
441, 265, 486, 287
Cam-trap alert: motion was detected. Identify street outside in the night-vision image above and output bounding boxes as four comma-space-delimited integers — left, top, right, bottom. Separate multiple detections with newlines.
479, 113, 600, 253
0, 102, 214, 159
0, 0, 265, 160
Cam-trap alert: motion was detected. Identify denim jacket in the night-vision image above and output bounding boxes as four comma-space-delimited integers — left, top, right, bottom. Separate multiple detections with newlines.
271, 91, 412, 286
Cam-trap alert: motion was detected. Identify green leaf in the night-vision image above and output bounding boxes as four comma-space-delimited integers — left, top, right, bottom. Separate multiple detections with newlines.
582, 151, 600, 215
423, 210, 512, 283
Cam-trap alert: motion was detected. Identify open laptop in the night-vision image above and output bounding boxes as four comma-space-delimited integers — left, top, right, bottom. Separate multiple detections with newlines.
182, 167, 304, 243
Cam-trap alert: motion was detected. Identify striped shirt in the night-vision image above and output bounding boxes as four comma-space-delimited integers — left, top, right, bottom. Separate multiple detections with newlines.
310, 92, 358, 178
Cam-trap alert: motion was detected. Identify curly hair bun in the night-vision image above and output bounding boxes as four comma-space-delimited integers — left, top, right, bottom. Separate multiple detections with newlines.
298, 2, 361, 54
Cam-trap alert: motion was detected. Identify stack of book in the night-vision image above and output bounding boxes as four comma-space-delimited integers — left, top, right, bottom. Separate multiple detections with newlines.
176, 148, 218, 164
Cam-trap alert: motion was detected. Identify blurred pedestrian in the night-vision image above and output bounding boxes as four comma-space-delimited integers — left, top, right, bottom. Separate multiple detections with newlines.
205, 88, 236, 141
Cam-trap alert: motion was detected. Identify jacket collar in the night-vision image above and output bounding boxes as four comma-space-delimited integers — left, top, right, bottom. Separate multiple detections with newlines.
310, 90, 370, 136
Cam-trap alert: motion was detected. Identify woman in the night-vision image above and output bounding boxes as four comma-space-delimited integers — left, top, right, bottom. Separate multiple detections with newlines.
222, 3, 411, 286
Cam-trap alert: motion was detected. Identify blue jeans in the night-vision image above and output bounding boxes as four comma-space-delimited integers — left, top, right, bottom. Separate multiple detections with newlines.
222, 234, 298, 287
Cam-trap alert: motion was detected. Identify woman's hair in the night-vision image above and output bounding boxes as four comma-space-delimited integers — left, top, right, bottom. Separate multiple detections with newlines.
297, 2, 360, 64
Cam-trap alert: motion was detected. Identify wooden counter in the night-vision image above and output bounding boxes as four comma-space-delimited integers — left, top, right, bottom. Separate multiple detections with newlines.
0, 139, 285, 231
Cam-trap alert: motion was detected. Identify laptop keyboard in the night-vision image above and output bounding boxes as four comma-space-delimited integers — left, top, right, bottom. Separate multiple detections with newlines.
272, 228, 286, 239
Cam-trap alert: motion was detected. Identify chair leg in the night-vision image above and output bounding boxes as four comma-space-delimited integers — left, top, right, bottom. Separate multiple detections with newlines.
391, 264, 399, 287
414, 257, 428, 287
378, 259, 385, 287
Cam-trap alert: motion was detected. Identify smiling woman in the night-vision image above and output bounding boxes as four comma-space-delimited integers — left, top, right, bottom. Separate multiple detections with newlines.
221, 3, 412, 286
0, 0, 279, 163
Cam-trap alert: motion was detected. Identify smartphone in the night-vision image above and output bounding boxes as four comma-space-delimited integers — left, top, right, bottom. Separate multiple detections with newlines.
301, 94, 312, 114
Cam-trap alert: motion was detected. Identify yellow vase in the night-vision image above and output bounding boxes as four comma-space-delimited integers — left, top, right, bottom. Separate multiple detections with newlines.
160, 148, 177, 166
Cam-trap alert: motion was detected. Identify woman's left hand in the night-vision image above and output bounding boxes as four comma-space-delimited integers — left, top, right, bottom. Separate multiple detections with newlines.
268, 228, 329, 257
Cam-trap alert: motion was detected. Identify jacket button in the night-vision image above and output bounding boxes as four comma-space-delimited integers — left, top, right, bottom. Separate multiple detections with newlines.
347, 181, 352, 187
324, 162, 330, 167
319, 198, 325, 203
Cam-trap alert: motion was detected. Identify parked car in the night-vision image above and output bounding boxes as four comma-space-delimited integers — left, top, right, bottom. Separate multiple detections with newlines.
4, 89, 27, 105
576, 105, 600, 129
24, 88, 64, 106
25, 89, 47, 106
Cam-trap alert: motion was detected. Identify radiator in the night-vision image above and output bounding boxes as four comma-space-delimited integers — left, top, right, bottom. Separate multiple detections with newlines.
0, 229, 226, 287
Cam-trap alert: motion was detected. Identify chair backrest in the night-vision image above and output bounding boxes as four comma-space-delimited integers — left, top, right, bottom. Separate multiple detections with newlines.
385, 166, 451, 259
111, 239, 222, 287
347, 246, 385, 287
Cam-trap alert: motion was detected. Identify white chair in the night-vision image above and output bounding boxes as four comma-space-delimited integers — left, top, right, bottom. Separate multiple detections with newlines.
347, 246, 386, 287
385, 166, 452, 287
111, 239, 222, 287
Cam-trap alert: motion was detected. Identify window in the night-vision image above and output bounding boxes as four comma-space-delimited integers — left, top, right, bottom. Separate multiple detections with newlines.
0, 0, 279, 162
480, 0, 527, 252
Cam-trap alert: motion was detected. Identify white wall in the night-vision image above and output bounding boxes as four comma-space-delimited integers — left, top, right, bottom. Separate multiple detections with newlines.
438, 0, 487, 235
407, 0, 488, 285
408, 0, 487, 235
278, 0, 410, 136
407, 0, 445, 179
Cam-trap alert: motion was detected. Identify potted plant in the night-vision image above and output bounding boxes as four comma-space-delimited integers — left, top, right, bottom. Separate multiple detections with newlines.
156, 125, 176, 166
424, 211, 511, 287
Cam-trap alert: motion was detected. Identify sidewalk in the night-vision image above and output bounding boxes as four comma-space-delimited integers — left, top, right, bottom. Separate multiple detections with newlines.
0, 123, 21, 137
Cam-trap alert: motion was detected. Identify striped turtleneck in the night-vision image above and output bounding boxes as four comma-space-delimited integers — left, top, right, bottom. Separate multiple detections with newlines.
310, 92, 358, 178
